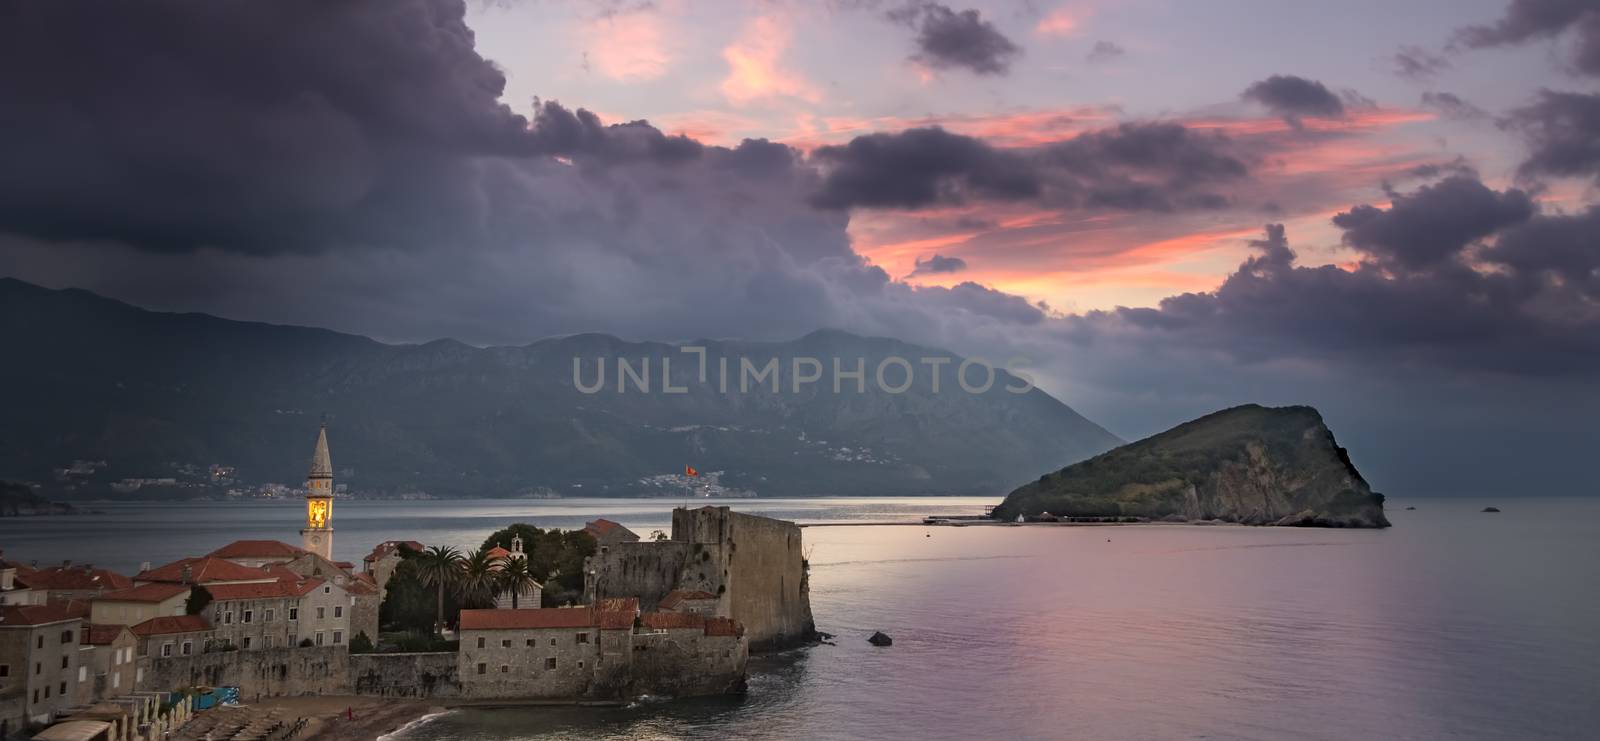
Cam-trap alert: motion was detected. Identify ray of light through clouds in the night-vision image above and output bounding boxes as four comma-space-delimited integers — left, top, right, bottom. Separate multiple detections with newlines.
0, 0, 1595, 495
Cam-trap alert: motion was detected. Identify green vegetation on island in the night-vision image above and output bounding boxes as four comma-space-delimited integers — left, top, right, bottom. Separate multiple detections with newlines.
992, 404, 1389, 528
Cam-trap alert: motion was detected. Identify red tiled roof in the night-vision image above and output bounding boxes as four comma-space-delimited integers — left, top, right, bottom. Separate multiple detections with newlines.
658, 589, 717, 610
130, 614, 211, 637
640, 611, 705, 630
0, 602, 85, 627
82, 624, 132, 646
703, 616, 743, 638
206, 577, 323, 601
333, 561, 354, 570
584, 519, 638, 540
137, 557, 273, 585
483, 546, 512, 560
97, 583, 189, 603
207, 540, 305, 560
459, 607, 598, 631
23, 566, 133, 592
363, 541, 424, 563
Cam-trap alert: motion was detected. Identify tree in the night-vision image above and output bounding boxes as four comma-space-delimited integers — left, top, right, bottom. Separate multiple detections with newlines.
479, 523, 597, 606
348, 631, 374, 654
185, 585, 213, 616
649, 529, 668, 542
414, 545, 464, 634
497, 556, 538, 609
458, 548, 499, 609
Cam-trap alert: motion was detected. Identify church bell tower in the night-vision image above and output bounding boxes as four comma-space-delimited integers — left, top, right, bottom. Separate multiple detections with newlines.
301, 423, 334, 559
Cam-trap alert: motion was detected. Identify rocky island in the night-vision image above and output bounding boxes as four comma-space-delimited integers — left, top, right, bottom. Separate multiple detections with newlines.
992, 404, 1389, 528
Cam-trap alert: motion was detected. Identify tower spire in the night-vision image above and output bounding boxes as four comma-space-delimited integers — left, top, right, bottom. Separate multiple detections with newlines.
309, 422, 332, 479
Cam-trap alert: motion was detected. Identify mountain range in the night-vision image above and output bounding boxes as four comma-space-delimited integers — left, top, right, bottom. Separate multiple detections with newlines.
0, 278, 1122, 498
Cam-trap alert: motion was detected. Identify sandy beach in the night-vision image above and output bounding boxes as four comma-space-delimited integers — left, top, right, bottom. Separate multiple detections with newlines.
246, 696, 443, 741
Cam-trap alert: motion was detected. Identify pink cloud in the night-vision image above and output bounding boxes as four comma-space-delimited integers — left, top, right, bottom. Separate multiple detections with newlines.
720, 15, 821, 106
583, 9, 672, 82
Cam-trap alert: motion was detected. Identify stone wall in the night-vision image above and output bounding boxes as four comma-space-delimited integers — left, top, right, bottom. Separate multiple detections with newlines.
349, 652, 459, 698
628, 628, 746, 697
457, 627, 620, 700
585, 507, 814, 651
144, 647, 350, 698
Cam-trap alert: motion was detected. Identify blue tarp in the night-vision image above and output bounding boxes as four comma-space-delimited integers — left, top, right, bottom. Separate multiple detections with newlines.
193, 686, 240, 710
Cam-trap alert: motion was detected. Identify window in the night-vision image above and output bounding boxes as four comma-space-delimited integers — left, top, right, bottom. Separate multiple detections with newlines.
334, 606, 342, 618
578, 661, 584, 669
576, 632, 589, 644
0, 664, 8, 678
61, 656, 69, 669
34, 662, 41, 675
112, 672, 120, 689
525, 639, 534, 647
243, 637, 252, 650
77, 666, 86, 682
500, 665, 509, 673
476, 663, 486, 675
214, 608, 222, 623
289, 634, 297, 646
315, 632, 324, 646
181, 641, 192, 656
549, 637, 556, 646
317, 607, 325, 620
288, 607, 299, 620
44, 685, 50, 698
476, 637, 485, 649
323, 586, 331, 594
500, 639, 511, 648
136, 668, 143, 683
333, 631, 342, 645
35, 636, 43, 649
544, 658, 556, 670
32, 689, 39, 704
162, 643, 173, 658
61, 630, 73, 644
243, 610, 253, 623
265, 608, 275, 622
225, 611, 234, 625
59, 682, 66, 695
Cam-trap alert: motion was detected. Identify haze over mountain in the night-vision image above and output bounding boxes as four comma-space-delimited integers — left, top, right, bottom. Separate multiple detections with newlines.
0, 278, 1121, 498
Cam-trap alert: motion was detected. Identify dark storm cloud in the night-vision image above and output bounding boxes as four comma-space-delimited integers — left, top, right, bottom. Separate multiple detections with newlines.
1421, 91, 1489, 120
525, 100, 705, 164
1240, 75, 1347, 125
1332, 175, 1534, 270
808, 128, 1040, 209
1091, 174, 1597, 378
0, 0, 542, 254
887, 2, 1022, 75
906, 254, 969, 277
1456, 0, 1600, 75
1086, 41, 1126, 64
810, 123, 1247, 212
1392, 46, 1450, 80
1502, 89, 1600, 184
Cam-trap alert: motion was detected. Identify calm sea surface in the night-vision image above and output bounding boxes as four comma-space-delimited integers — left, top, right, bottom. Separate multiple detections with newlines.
3, 496, 1596, 740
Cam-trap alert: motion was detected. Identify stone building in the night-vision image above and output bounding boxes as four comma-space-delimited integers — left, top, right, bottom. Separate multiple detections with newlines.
15, 565, 132, 603
489, 536, 542, 610
78, 624, 137, 701
584, 519, 640, 547
130, 615, 212, 661
457, 601, 636, 700
657, 589, 718, 616
585, 506, 814, 650
361, 540, 422, 599
0, 602, 87, 733
88, 583, 189, 627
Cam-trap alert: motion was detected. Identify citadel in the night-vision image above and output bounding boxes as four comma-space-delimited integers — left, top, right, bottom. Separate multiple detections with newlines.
0, 426, 814, 740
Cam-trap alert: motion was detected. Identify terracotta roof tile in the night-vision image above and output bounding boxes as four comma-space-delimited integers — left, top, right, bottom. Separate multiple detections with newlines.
640, 611, 705, 630
130, 614, 211, 637
459, 607, 598, 631
137, 557, 273, 585
0, 602, 85, 627
96, 583, 189, 603
483, 546, 512, 560
206, 577, 323, 601
82, 624, 132, 646
584, 519, 638, 540
703, 616, 743, 638
22, 566, 133, 592
658, 589, 717, 610
207, 540, 305, 560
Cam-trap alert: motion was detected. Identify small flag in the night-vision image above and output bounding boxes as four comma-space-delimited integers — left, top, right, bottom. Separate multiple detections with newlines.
685, 465, 699, 477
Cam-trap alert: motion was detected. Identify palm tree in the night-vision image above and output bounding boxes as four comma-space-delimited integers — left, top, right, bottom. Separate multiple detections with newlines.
415, 545, 463, 634
459, 548, 500, 609
498, 556, 539, 609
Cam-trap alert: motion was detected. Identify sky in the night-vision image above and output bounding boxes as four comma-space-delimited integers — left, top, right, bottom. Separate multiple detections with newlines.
1, 0, 1597, 496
